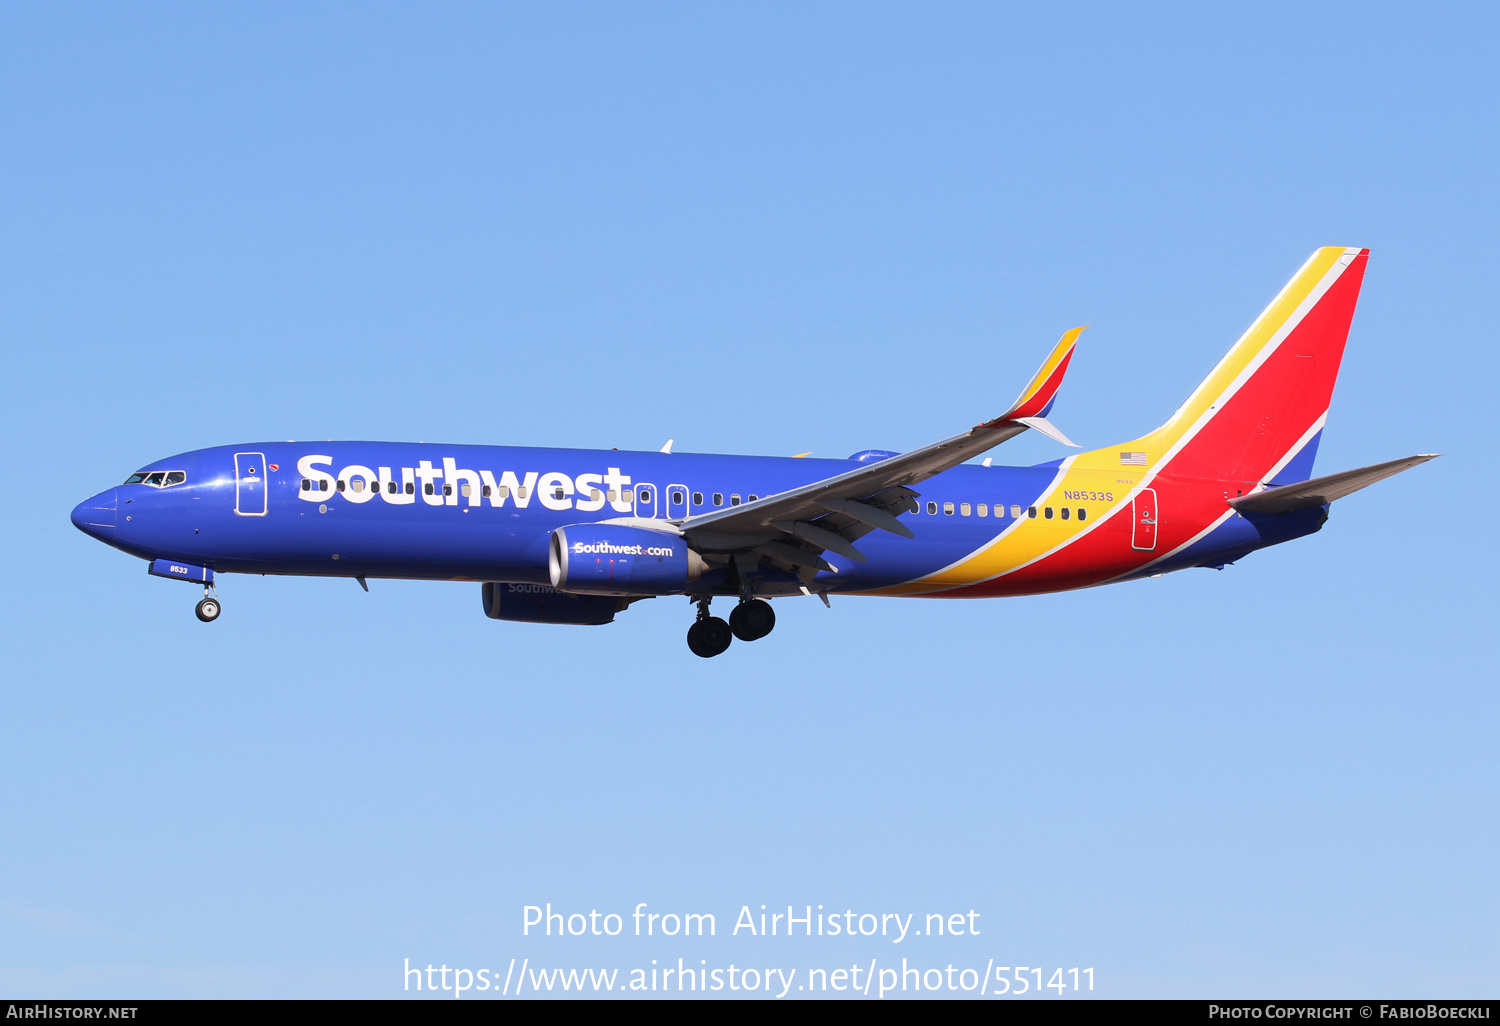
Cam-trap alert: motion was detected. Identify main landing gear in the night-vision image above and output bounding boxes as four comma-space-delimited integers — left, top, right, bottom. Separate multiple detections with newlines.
729, 598, 775, 642
686, 597, 732, 658
195, 585, 221, 623
685, 595, 776, 657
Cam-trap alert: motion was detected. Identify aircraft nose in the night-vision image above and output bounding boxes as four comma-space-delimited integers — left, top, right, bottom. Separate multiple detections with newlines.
71, 488, 118, 539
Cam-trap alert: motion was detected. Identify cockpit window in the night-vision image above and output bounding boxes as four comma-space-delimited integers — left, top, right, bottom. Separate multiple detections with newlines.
124, 470, 187, 487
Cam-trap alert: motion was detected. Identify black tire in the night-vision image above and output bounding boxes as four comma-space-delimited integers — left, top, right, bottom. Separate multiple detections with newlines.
688, 616, 733, 657
195, 597, 221, 623
729, 599, 775, 641
698, 616, 733, 656
686, 620, 709, 657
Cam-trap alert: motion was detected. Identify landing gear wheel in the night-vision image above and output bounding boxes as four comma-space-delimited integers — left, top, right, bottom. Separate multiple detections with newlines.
687, 616, 733, 658
195, 597, 221, 623
729, 599, 775, 641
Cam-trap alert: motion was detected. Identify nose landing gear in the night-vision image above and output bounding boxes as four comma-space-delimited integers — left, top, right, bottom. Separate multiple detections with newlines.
686, 596, 732, 658
195, 585, 221, 623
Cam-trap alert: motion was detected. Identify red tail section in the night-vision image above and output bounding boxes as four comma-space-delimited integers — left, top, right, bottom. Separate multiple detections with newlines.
1141, 247, 1368, 486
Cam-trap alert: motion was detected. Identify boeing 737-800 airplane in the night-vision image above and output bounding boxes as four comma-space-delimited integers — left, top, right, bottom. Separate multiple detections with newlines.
71, 247, 1435, 656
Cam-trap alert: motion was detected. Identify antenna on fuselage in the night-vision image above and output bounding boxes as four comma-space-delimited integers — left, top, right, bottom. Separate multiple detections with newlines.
660, 439, 674, 454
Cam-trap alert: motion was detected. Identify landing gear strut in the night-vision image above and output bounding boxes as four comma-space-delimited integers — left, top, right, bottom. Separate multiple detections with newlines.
686, 596, 732, 658
195, 585, 221, 623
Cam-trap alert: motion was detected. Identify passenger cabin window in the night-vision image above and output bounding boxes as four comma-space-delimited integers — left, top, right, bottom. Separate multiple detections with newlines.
1012, 504, 1023, 518
517, 487, 529, 499
1027, 506, 1038, 518
671, 490, 684, 504
692, 491, 703, 505
351, 479, 365, 493
926, 501, 938, 515
639, 488, 652, 503
607, 489, 618, 502
730, 494, 741, 505
482, 485, 491, 497
943, 502, 955, 515
977, 503, 988, 517
301, 479, 311, 491
552, 487, 565, 500
589, 488, 603, 502
461, 484, 472, 497
337, 479, 346, 492
405, 482, 415, 494
1044, 506, 1054, 519
320, 479, 329, 492
713, 492, 723, 506
1078, 507, 1087, 521
960, 503, 971, 516
424, 483, 434, 495
748, 494, 759, 502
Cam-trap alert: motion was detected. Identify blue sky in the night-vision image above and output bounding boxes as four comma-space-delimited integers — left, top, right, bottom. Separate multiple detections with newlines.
1, 2, 1495, 998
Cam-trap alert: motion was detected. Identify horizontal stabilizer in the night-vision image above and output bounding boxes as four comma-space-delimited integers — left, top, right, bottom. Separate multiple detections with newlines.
1228, 454, 1440, 515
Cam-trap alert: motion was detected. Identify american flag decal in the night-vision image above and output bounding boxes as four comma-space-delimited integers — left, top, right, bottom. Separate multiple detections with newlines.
1120, 452, 1147, 466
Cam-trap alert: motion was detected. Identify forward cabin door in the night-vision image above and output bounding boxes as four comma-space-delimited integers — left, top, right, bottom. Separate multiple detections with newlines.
234, 452, 268, 516
1131, 487, 1158, 551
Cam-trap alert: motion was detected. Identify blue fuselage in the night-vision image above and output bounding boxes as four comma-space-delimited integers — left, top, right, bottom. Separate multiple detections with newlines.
71, 440, 1322, 599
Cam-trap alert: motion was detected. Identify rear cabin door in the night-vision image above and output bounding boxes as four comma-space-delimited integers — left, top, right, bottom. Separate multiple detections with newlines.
634, 482, 658, 518
234, 452, 268, 516
1131, 487, 1158, 551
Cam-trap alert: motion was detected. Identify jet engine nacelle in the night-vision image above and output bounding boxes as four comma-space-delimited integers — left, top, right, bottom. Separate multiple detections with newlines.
549, 524, 707, 596
482, 582, 621, 625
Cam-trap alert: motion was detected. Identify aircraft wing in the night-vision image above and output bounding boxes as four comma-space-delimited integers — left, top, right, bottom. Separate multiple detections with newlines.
1228, 453, 1440, 515
679, 328, 1086, 572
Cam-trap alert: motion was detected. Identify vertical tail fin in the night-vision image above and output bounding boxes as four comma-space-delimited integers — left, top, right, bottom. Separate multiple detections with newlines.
1128, 246, 1369, 486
